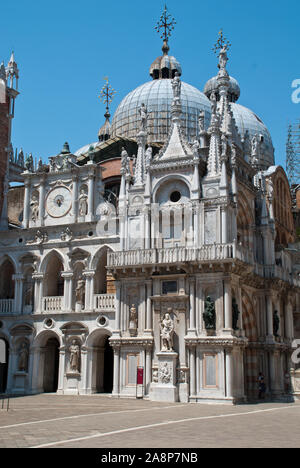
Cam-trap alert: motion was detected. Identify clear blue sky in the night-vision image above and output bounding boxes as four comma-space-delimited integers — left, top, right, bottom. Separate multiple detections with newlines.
1, 0, 300, 169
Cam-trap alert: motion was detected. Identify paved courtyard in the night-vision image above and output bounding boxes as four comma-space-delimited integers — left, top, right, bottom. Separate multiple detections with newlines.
0, 394, 299, 448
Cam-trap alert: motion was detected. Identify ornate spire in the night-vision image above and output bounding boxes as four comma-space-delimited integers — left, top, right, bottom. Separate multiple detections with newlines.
155, 5, 176, 55
6, 51, 19, 90
98, 77, 116, 142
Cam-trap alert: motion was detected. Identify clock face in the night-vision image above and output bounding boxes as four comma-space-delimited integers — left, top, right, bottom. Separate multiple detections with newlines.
46, 186, 72, 218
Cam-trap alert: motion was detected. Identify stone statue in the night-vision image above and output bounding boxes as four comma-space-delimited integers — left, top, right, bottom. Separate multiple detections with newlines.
75, 277, 85, 307
192, 139, 200, 158
25, 153, 34, 172
203, 296, 216, 330
160, 309, 174, 351
242, 130, 251, 157
69, 340, 80, 372
78, 188, 88, 216
267, 179, 274, 201
18, 149, 24, 167
198, 110, 205, 133
121, 147, 130, 174
37, 158, 43, 171
210, 91, 217, 115
171, 72, 181, 100
30, 194, 39, 222
129, 304, 138, 336
232, 297, 240, 331
221, 134, 227, 157
251, 134, 259, 156
145, 146, 152, 168
139, 103, 148, 132
18, 342, 29, 372
218, 46, 228, 70
273, 310, 280, 337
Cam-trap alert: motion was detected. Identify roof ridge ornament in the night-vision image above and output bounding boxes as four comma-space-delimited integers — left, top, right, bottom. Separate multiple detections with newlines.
98, 77, 116, 121
155, 5, 176, 55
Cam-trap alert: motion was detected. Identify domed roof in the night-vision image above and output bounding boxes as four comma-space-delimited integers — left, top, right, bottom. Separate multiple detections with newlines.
231, 103, 274, 168
149, 41, 182, 80
204, 75, 240, 103
111, 79, 211, 144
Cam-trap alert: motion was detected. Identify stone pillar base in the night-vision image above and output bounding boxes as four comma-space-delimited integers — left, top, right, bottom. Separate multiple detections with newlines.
149, 351, 178, 403
64, 372, 81, 395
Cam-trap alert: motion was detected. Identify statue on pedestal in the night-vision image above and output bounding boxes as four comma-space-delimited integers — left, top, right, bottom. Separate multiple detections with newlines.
129, 304, 138, 336
139, 103, 148, 132
203, 296, 216, 330
30, 194, 39, 222
160, 309, 174, 351
78, 188, 88, 216
171, 72, 181, 101
75, 277, 85, 309
18, 342, 29, 372
69, 340, 80, 373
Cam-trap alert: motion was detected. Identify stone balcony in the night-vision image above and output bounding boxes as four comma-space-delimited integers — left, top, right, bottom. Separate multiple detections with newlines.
107, 244, 300, 287
42, 296, 63, 313
107, 243, 234, 268
0, 299, 14, 314
94, 294, 115, 311
41, 294, 116, 314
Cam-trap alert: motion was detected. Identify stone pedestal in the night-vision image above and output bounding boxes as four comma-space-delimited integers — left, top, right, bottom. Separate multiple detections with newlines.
149, 351, 178, 402
64, 372, 81, 395
12, 372, 28, 394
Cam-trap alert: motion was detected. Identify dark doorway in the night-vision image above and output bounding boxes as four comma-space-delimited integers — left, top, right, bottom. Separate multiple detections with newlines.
0, 339, 9, 393
103, 336, 113, 393
43, 337, 59, 393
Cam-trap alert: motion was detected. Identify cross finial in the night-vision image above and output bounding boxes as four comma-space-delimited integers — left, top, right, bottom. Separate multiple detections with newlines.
212, 29, 231, 55
155, 5, 176, 44
98, 77, 116, 117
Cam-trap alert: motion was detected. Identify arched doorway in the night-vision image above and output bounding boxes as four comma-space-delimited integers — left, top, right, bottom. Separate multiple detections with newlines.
88, 330, 113, 393
103, 336, 113, 393
0, 338, 9, 393
43, 337, 59, 393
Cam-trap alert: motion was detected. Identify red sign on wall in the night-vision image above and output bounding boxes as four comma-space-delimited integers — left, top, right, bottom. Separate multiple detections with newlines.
136, 367, 144, 385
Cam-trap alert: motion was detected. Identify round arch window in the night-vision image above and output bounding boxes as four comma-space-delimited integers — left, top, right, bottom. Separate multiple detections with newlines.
170, 191, 181, 203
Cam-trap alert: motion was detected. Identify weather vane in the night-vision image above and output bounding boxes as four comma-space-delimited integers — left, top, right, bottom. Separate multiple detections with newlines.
212, 29, 231, 55
98, 77, 116, 114
155, 5, 176, 43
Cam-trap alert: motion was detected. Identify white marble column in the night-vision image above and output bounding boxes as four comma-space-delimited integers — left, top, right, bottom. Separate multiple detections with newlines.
61, 271, 73, 313
221, 207, 228, 244
87, 172, 95, 221
145, 280, 152, 334
72, 174, 79, 223
223, 278, 232, 333
23, 181, 31, 228
189, 346, 196, 397
188, 278, 196, 336
57, 347, 65, 394
113, 281, 121, 336
225, 350, 233, 398
112, 347, 120, 397
83, 270, 95, 312
145, 347, 152, 396
80, 347, 88, 394
32, 273, 44, 314
267, 295, 274, 339
13, 273, 24, 314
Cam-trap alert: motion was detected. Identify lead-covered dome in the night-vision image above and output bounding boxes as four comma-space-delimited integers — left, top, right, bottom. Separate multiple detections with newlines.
111, 79, 211, 144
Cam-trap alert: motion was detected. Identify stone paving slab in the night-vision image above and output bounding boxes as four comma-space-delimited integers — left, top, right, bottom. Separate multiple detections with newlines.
0, 394, 299, 448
